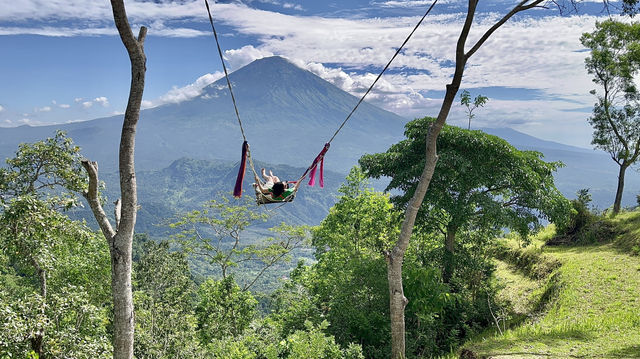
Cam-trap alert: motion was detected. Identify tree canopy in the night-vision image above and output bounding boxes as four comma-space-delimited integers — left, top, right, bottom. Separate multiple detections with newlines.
361, 117, 571, 281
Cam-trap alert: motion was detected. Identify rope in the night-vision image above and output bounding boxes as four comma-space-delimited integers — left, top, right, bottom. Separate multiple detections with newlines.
204, 0, 246, 142
326, 0, 438, 144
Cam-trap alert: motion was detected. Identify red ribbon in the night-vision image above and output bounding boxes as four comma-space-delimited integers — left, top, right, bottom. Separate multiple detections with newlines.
233, 141, 248, 198
308, 143, 330, 188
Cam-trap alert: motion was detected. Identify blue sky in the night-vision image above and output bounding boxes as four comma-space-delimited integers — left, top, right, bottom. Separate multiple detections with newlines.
0, 0, 630, 147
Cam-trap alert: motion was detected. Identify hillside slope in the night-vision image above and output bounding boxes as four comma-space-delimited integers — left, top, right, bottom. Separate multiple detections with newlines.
460, 214, 640, 358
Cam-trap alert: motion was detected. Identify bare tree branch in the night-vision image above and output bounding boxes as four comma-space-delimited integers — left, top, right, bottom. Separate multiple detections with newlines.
81, 159, 115, 242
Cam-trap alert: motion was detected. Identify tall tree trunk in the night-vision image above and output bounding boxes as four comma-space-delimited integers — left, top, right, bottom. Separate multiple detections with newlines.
613, 163, 628, 215
82, 1, 146, 358
385, 1, 544, 357
443, 227, 456, 284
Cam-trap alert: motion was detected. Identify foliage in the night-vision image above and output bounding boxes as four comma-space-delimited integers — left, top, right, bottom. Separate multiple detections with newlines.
170, 195, 309, 290
269, 168, 498, 357
133, 240, 203, 358
361, 117, 570, 239
205, 319, 364, 359
0, 130, 87, 208
552, 189, 617, 245
0, 196, 111, 358
196, 276, 258, 342
460, 89, 489, 130
360, 117, 571, 283
307, 168, 399, 358
581, 19, 640, 213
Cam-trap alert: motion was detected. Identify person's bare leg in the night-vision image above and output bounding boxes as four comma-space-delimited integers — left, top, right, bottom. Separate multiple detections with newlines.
261, 168, 270, 182
261, 168, 280, 183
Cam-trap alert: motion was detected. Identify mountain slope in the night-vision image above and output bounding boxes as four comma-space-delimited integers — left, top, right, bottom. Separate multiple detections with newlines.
0, 56, 407, 173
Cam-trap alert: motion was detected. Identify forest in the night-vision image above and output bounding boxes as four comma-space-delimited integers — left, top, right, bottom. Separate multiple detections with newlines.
3, 1, 640, 359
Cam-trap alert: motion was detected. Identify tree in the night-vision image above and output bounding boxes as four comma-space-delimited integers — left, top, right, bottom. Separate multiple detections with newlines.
170, 196, 309, 291
581, 19, 640, 214
379, 1, 640, 356
196, 277, 258, 342
309, 168, 400, 357
133, 240, 203, 358
460, 90, 488, 130
0, 197, 111, 358
79, 1, 147, 358
73, 4, 147, 359
0, 130, 87, 207
361, 117, 571, 284
0, 133, 110, 358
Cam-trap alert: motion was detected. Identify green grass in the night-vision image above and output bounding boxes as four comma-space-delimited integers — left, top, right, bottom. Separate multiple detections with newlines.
458, 212, 640, 358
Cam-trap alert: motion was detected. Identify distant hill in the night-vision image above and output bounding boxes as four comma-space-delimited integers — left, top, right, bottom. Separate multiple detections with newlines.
481, 127, 640, 210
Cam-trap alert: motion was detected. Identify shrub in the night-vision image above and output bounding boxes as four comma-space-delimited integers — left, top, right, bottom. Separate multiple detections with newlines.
551, 189, 616, 245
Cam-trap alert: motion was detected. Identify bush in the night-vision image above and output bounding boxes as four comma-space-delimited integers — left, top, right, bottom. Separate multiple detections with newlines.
206, 320, 364, 359
552, 189, 616, 245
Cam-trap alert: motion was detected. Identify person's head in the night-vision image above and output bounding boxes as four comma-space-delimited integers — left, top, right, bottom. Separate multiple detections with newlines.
272, 181, 286, 197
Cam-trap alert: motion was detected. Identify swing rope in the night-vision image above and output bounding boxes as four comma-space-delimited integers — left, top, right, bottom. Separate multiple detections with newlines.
204, 0, 246, 142
326, 0, 438, 145
204, 0, 438, 201
292, 0, 438, 188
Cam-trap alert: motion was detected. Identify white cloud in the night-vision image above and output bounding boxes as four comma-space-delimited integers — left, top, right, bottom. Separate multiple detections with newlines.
82, 101, 93, 109
0, 105, 4, 112
35, 106, 52, 112
142, 72, 225, 109
74, 97, 83, 103
225, 45, 274, 69
373, 0, 453, 8
283, 3, 303, 11
0, 1, 609, 146
59, 104, 70, 109
94, 96, 109, 107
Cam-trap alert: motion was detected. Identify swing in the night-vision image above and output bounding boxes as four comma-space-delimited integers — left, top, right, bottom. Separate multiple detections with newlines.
204, 0, 437, 205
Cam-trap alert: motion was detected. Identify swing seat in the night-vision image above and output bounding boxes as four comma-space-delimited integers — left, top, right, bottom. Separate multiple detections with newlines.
254, 185, 297, 205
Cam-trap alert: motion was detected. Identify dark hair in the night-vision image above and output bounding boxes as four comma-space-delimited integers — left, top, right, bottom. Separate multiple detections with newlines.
272, 182, 286, 197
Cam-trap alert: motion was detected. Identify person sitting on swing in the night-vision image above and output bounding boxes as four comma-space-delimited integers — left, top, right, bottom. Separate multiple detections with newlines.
255, 168, 299, 201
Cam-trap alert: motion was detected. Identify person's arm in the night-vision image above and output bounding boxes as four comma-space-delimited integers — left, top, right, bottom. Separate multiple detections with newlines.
254, 175, 269, 194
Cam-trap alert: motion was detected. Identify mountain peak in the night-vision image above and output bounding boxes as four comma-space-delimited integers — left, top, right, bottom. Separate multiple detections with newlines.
205, 56, 321, 97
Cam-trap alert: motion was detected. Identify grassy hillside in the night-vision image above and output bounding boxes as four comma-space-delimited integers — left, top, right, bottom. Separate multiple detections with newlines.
456, 212, 640, 358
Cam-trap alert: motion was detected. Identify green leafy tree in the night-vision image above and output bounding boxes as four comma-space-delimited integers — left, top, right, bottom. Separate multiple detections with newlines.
366, 0, 639, 354
133, 240, 203, 358
581, 19, 640, 214
304, 167, 400, 358
196, 276, 258, 342
360, 117, 571, 283
0, 130, 87, 207
0, 196, 111, 358
0, 133, 111, 358
205, 320, 364, 359
460, 90, 488, 130
171, 196, 309, 291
